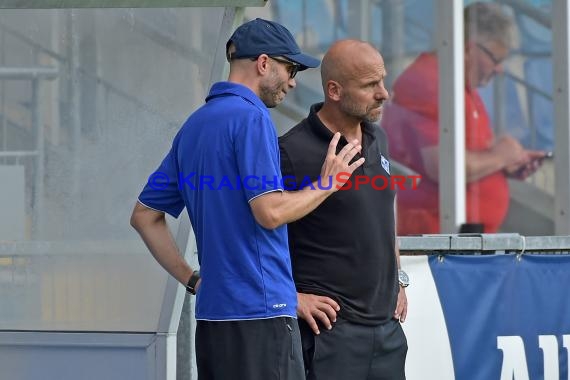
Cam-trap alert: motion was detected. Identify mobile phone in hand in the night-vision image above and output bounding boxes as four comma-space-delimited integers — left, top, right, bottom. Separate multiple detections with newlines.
544, 151, 554, 159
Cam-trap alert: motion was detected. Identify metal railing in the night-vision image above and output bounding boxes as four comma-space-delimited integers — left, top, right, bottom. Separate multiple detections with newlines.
399, 233, 570, 255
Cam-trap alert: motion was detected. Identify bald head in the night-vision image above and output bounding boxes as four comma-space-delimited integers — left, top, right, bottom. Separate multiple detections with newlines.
318, 39, 389, 125
321, 40, 384, 89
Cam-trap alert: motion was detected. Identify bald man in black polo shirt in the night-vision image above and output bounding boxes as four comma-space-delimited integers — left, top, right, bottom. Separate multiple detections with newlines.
279, 40, 408, 380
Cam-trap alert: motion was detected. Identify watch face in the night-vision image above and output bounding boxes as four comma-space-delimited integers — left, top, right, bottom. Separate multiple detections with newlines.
398, 269, 409, 287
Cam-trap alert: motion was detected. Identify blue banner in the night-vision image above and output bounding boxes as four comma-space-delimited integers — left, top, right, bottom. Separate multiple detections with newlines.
429, 254, 570, 380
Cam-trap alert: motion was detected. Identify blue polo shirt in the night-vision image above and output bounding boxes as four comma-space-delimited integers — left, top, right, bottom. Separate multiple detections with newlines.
138, 82, 297, 320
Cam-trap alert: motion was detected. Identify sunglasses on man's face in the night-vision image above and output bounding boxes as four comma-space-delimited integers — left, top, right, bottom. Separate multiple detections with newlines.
269, 56, 300, 79
245, 55, 301, 79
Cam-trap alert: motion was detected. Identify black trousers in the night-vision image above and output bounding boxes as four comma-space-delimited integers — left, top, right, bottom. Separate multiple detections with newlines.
299, 317, 407, 380
196, 317, 304, 380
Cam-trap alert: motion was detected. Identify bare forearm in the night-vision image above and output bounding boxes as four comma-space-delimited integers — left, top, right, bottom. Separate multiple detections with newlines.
274, 186, 333, 225
250, 185, 331, 229
465, 150, 505, 182
422, 144, 513, 183
466, 135, 530, 182
131, 204, 193, 285
139, 223, 192, 284
395, 238, 401, 268
394, 200, 401, 269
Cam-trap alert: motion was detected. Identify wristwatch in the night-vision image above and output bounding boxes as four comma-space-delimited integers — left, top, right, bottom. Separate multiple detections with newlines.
398, 269, 410, 288
185, 270, 201, 295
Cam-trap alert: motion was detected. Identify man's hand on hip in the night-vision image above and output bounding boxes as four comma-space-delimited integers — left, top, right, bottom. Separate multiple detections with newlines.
297, 292, 340, 335
393, 287, 408, 323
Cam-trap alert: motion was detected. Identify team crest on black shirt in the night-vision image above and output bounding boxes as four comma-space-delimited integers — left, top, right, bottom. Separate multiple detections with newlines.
380, 154, 390, 174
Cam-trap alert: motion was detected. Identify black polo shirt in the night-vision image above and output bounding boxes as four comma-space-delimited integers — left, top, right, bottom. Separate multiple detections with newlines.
279, 103, 398, 325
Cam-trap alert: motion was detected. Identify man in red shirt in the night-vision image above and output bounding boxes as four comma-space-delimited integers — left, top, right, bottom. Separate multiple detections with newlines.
381, 2, 546, 235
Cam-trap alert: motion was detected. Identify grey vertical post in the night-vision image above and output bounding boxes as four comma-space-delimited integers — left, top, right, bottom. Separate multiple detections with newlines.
1, 29, 6, 152
67, 10, 82, 222
175, 7, 245, 380
381, 0, 405, 89
175, 10, 201, 380
493, 74, 506, 135
360, 0, 370, 41
302, 0, 307, 48
208, 7, 244, 86
437, 0, 466, 233
31, 78, 45, 238
553, 0, 570, 234
347, 0, 370, 40
77, 11, 98, 141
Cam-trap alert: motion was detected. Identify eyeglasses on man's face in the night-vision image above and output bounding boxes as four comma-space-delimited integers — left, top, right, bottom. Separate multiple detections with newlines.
476, 42, 506, 66
269, 56, 300, 79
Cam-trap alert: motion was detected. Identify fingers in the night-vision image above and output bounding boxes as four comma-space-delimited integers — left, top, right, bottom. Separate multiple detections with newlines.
526, 150, 548, 159
393, 306, 403, 321
313, 309, 334, 331
326, 133, 363, 166
394, 305, 407, 322
337, 138, 362, 164
304, 315, 321, 335
318, 296, 339, 323
394, 288, 408, 323
309, 297, 338, 332
348, 157, 366, 171
327, 132, 342, 159
399, 305, 408, 323
320, 296, 341, 313
297, 293, 340, 335
321, 134, 365, 191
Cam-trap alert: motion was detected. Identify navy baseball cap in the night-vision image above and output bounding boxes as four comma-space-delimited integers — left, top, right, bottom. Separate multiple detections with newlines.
226, 18, 320, 71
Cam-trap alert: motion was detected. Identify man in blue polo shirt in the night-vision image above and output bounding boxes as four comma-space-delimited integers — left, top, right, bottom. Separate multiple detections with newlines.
130, 18, 365, 380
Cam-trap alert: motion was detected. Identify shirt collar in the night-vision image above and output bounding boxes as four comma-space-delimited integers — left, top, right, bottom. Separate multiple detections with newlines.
206, 82, 268, 114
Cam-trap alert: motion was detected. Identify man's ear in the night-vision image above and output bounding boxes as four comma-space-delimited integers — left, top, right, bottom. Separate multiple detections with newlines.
327, 80, 342, 101
255, 54, 270, 76
226, 42, 235, 62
